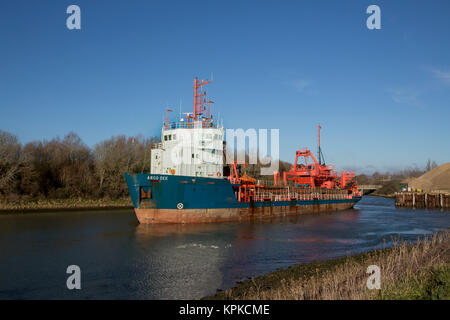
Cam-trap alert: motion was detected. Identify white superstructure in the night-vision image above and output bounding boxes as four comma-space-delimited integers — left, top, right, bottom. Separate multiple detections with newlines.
151, 122, 224, 178
150, 77, 224, 178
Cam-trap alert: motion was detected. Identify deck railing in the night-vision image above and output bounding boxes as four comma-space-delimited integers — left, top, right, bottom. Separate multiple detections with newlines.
251, 188, 353, 202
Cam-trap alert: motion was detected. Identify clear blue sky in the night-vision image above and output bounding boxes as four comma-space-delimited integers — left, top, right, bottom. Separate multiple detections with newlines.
1, 0, 449, 173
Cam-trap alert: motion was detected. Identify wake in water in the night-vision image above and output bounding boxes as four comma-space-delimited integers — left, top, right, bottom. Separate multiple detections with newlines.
176, 243, 232, 249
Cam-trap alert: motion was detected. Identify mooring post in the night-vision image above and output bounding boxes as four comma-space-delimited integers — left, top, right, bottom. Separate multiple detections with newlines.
413, 192, 415, 207
425, 193, 427, 208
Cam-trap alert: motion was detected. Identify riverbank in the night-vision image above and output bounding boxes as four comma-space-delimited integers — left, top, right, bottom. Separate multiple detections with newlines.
204, 231, 449, 300
0, 197, 133, 214
370, 193, 396, 199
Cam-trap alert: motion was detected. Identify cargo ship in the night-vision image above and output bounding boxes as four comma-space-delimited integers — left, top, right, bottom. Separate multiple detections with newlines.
125, 78, 361, 224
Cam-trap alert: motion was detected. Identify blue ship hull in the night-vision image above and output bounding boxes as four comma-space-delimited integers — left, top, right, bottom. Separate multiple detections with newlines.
125, 173, 362, 224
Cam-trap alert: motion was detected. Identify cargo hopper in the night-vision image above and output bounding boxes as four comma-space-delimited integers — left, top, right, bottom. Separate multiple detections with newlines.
125, 78, 361, 224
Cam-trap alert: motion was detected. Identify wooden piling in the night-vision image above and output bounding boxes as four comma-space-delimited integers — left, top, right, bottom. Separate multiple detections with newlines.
395, 192, 450, 210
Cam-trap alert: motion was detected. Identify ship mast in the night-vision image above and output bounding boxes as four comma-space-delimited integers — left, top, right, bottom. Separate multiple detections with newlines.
192, 77, 213, 127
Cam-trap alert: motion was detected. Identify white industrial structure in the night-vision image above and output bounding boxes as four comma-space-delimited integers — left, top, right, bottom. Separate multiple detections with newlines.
151, 122, 224, 178
151, 78, 224, 178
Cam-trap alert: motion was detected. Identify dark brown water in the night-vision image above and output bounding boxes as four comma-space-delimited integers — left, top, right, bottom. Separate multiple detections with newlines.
0, 196, 448, 299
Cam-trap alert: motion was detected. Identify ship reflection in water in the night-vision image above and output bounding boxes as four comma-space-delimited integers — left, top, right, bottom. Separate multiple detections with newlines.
132, 223, 230, 299
0, 196, 448, 299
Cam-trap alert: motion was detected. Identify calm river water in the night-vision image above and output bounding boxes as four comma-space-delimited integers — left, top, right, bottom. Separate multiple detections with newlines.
0, 196, 448, 299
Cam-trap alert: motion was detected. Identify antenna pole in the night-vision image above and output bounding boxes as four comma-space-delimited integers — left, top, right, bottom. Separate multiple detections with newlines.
193, 78, 198, 120
193, 77, 212, 124
317, 124, 322, 165
166, 108, 173, 129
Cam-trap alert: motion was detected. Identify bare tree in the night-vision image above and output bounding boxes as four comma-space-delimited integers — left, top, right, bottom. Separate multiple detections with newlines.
0, 130, 21, 193
93, 135, 157, 197
431, 161, 438, 169
426, 159, 431, 171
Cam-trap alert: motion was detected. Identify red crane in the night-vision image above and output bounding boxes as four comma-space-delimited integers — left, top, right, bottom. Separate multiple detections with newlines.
282, 147, 338, 188
279, 124, 357, 191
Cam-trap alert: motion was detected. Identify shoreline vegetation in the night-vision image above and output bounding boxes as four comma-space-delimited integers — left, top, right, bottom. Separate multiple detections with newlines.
204, 231, 449, 300
0, 130, 160, 209
0, 197, 132, 214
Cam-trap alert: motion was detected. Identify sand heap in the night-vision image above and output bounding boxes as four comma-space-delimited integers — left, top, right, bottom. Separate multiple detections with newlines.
408, 162, 450, 193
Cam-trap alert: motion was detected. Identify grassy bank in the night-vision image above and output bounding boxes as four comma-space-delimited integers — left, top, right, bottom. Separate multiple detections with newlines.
0, 197, 133, 213
204, 231, 449, 300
